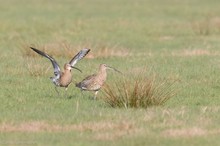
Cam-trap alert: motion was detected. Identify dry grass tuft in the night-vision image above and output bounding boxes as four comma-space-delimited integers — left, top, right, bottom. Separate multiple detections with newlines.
23, 57, 51, 77
20, 42, 130, 59
0, 121, 133, 132
191, 16, 220, 35
20, 42, 82, 58
191, 18, 211, 36
0, 121, 138, 141
91, 44, 130, 59
171, 49, 220, 57
162, 127, 206, 138
102, 71, 177, 108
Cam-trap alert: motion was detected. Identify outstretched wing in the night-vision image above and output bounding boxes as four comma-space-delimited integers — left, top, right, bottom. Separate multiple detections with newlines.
69, 48, 90, 67
30, 47, 61, 77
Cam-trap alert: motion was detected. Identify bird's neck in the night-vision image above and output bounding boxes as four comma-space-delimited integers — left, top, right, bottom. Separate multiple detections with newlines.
63, 69, 72, 74
98, 68, 107, 79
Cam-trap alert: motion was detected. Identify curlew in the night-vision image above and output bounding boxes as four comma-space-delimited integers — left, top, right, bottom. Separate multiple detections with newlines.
76, 64, 122, 99
30, 47, 90, 94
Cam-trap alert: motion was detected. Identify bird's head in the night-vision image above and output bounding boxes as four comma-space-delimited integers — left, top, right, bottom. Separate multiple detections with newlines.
64, 63, 82, 73
100, 64, 122, 74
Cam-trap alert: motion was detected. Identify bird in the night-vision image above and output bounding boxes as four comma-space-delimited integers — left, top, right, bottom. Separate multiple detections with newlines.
30, 47, 90, 95
76, 64, 122, 99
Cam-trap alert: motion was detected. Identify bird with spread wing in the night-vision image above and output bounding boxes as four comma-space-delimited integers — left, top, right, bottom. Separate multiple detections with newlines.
30, 47, 90, 94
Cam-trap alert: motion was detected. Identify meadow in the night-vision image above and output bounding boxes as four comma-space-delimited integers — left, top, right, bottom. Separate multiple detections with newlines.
0, 0, 220, 145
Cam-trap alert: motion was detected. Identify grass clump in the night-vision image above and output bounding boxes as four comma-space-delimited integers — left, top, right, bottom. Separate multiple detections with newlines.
20, 42, 81, 58
20, 42, 130, 60
102, 72, 177, 109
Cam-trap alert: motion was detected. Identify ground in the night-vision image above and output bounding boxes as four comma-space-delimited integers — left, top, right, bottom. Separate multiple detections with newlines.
0, 0, 220, 145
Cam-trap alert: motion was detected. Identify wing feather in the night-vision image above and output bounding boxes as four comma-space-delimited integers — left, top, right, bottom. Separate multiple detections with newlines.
30, 47, 61, 77
76, 74, 96, 89
69, 48, 90, 67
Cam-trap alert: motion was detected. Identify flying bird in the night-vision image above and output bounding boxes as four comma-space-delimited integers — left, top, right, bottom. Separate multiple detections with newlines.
30, 47, 90, 94
76, 64, 122, 99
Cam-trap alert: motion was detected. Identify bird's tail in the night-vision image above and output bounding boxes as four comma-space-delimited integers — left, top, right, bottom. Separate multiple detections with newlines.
75, 82, 81, 88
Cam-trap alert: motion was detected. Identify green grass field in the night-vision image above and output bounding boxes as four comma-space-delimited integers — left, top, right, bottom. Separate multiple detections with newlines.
0, 0, 220, 145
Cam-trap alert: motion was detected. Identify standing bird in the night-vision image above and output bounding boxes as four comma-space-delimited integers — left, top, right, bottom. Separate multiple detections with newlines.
76, 64, 122, 99
30, 47, 90, 94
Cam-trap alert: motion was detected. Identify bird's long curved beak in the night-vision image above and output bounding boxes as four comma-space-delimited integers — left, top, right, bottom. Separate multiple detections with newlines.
72, 66, 82, 73
107, 66, 123, 74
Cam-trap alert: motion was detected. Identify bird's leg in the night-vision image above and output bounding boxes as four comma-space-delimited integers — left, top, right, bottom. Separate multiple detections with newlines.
65, 87, 68, 98
80, 90, 85, 98
94, 91, 98, 100
55, 86, 60, 96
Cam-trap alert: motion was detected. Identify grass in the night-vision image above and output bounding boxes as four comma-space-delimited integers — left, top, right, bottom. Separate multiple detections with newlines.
0, 0, 220, 145
102, 71, 177, 108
